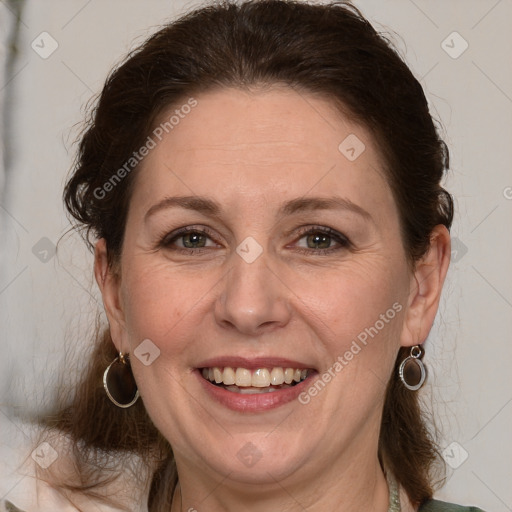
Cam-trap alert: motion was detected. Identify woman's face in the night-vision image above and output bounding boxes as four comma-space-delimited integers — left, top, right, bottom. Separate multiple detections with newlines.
97, 87, 442, 487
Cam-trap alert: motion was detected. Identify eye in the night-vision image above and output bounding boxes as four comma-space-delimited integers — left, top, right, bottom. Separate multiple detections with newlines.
159, 227, 219, 252
181, 231, 208, 248
293, 227, 350, 254
304, 232, 332, 249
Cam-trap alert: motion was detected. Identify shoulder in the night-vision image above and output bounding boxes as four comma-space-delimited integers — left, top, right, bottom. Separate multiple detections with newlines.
0, 420, 149, 512
419, 499, 487, 512
0, 468, 83, 511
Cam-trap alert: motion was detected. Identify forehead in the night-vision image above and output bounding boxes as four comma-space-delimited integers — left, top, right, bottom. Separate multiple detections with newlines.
131, 87, 394, 215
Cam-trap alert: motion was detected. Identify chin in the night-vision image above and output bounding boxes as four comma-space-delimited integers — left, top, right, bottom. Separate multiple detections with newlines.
197, 437, 311, 485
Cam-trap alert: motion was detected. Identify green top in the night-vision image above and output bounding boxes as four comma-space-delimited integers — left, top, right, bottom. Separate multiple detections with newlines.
4, 503, 24, 512
419, 499, 486, 511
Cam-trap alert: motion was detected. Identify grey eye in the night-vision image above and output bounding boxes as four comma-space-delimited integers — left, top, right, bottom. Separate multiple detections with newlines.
181, 232, 208, 248
306, 232, 332, 249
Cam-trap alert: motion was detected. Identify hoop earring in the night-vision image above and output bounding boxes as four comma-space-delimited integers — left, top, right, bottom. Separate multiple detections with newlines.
398, 345, 426, 391
103, 352, 140, 408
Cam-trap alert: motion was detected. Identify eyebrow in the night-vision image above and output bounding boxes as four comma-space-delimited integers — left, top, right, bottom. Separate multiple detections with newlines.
279, 197, 373, 221
144, 195, 372, 222
145, 196, 221, 222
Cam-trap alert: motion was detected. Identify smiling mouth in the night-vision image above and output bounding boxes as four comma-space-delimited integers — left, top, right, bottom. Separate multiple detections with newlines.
200, 366, 314, 394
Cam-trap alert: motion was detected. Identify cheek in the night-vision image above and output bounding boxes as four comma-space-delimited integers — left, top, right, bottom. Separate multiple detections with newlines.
290, 257, 407, 345
120, 258, 214, 349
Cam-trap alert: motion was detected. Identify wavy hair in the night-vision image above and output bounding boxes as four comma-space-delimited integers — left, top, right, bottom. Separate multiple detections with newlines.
39, 1, 452, 510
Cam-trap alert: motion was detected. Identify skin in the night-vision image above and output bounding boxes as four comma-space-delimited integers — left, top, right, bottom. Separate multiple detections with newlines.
95, 86, 450, 512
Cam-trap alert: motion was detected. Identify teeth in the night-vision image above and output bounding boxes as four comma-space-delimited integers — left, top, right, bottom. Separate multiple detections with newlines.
270, 368, 285, 385
284, 368, 294, 384
213, 368, 223, 384
222, 367, 236, 385
201, 366, 311, 388
224, 385, 289, 394
252, 368, 270, 387
235, 368, 252, 387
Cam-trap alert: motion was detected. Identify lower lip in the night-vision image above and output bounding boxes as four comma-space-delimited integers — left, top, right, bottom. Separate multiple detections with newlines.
195, 370, 317, 413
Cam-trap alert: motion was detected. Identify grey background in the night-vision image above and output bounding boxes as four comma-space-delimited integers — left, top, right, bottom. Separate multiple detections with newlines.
0, 0, 511, 510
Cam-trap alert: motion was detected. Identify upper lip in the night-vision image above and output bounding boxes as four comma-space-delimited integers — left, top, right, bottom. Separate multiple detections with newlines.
196, 356, 315, 370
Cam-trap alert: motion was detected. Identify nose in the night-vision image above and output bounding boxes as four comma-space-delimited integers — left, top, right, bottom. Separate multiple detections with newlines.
214, 251, 292, 336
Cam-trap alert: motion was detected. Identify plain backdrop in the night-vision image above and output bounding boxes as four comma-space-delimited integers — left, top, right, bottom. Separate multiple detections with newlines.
0, 1, 511, 510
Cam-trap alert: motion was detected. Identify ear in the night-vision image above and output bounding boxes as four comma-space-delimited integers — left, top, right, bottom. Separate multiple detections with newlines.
94, 238, 127, 353
400, 225, 451, 348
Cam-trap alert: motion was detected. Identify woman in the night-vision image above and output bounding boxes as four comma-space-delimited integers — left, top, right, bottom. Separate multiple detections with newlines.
2, 1, 486, 510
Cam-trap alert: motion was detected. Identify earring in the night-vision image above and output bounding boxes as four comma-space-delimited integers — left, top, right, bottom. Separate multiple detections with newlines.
103, 352, 140, 408
398, 345, 426, 391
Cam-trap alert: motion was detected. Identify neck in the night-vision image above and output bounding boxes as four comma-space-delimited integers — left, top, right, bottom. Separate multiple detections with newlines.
171, 452, 390, 512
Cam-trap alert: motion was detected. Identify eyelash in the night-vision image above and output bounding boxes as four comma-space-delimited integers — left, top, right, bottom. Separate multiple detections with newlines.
158, 225, 351, 255
292, 225, 351, 255
158, 226, 219, 255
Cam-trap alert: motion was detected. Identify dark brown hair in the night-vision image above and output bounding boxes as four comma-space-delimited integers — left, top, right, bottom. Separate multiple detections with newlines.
43, 0, 453, 509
